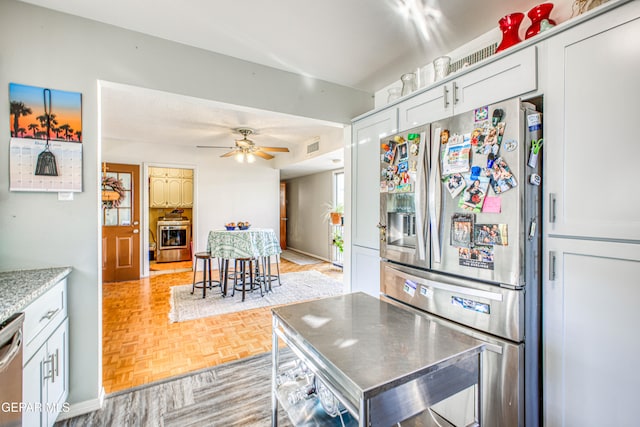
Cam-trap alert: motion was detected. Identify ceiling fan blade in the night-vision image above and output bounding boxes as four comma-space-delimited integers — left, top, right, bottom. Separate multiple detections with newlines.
258, 146, 290, 152
254, 151, 274, 160
220, 150, 237, 158
197, 145, 235, 149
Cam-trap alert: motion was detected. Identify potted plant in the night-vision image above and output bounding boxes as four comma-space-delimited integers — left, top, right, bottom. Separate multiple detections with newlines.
332, 231, 344, 253
323, 202, 344, 225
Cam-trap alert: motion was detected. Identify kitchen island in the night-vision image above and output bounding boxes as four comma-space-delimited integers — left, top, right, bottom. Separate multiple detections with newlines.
271, 292, 485, 427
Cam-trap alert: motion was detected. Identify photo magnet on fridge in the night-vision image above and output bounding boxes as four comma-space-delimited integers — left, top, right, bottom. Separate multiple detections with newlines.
446, 173, 466, 198
459, 173, 489, 212
474, 224, 508, 246
459, 246, 495, 270
451, 213, 474, 248
486, 157, 518, 194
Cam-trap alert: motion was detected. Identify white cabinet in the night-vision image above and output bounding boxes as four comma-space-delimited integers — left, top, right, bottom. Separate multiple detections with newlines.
350, 108, 397, 294
149, 167, 193, 208
542, 1, 640, 241
398, 46, 537, 131
543, 237, 640, 427
351, 108, 398, 250
22, 279, 69, 427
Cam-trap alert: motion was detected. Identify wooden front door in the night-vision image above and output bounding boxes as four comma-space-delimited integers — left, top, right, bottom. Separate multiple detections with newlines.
279, 182, 287, 250
102, 163, 141, 282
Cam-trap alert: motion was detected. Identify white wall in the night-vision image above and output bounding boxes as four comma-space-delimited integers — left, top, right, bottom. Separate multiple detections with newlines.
0, 0, 372, 413
285, 170, 336, 259
104, 139, 280, 256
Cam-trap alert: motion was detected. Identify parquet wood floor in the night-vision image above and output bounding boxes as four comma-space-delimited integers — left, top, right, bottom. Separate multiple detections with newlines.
102, 258, 343, 394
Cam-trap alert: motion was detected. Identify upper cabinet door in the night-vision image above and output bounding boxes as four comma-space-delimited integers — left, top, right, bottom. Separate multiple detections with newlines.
352, 108, 398, 250
453, 46, 537, 115
398, 45, 537, 132
543, 2, 640, 241
398, 84, 452, 131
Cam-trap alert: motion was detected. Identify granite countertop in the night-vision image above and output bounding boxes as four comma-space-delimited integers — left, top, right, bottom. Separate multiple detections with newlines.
0, 267, 72, 324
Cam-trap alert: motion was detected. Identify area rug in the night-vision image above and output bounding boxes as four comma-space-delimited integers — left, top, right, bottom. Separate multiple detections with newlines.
169, 270, 344, 323
280, 249, 323, 265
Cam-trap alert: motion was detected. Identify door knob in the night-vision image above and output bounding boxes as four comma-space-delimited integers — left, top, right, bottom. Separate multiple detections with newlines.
133, 229, 139, 234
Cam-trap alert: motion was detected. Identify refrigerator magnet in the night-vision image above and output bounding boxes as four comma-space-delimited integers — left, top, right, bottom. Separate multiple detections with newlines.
398, 143, 409, 160
410, 142, 419, 156
459, 245, 495, 270
459, 174, 489, 212
451, 213, 474, 248
487, 157, 518, 194
380, 181, 389, 192
446, 173, 466, 198
440, 129, 450, 145
474, 224, 508, 246
503, 139, 518, 152
475, 106, 489, 122
492, 108, 504, 126
398, 161, 408, 173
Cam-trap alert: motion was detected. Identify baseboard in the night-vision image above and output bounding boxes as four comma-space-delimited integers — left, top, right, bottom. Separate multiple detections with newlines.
56, 387, 105, 421
284, 247, 330, 263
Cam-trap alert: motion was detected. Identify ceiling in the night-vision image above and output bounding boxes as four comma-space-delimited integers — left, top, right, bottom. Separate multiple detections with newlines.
19, 0, 571, 178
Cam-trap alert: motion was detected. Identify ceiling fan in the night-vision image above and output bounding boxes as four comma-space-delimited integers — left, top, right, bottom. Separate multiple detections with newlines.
197, 128, 290, 161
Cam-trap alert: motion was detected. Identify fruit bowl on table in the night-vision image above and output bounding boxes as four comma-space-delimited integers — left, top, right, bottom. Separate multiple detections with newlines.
225, 223, 236, 230
237, 222, 251, 230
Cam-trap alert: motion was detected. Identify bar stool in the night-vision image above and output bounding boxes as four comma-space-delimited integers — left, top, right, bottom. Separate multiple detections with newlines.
256, 255, 281, 292
231, 258, 263, 302
191, 252, 221, 298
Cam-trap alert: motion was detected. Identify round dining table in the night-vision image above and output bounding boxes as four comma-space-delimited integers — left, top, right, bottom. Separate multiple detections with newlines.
206, 228, 282, 296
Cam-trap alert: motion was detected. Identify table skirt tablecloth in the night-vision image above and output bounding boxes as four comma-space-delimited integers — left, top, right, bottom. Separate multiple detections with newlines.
207, 228, 282, 259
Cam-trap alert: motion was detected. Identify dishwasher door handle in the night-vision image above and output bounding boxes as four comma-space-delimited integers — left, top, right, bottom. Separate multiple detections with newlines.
0, 329, 22, 371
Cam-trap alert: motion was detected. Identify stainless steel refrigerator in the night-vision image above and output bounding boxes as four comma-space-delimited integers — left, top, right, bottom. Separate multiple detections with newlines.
379, 97, 542, 427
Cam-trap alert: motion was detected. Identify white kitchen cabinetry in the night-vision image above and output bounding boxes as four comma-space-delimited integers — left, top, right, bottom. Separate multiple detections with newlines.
22, 279, 69, 427
350, 108, 398, 294
149, 167, 193, 208
398, 46, 537, 131
543, 1, 640, 241
543, 238, 640, 427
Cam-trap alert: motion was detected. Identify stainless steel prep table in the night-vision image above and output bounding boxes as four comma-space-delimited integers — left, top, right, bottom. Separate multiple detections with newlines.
271, 292, 485, 427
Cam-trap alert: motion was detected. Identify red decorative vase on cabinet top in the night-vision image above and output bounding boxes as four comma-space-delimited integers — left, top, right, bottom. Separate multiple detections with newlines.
496, 12, 525, 53
526, 3, 556, 39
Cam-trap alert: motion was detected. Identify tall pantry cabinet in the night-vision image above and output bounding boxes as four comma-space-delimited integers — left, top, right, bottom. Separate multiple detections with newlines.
350, 109, 397, 296
541, 2, 640, 426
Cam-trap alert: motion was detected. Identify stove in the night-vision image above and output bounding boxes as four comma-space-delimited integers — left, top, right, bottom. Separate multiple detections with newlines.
156, 216, 191, 262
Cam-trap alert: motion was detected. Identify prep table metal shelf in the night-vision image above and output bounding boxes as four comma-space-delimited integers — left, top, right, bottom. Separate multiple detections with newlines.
271, 292, 485, 427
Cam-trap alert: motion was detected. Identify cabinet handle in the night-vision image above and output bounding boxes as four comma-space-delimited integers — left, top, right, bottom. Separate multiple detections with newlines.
53, 348, 59, 381
452, 82, 459, 104
43, 354, 54, 381
549, 193, 556, 223
443, 86, 449, 108
549, 251, 556, 281
40, 308, 60, 322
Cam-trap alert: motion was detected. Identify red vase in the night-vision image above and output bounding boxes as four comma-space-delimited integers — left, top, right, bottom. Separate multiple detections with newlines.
496, 13, 525, 53
525, 3, 556, 39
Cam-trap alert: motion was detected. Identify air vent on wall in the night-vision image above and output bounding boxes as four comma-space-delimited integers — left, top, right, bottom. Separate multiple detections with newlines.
307, 140, 320, 155
449, 43, 498, 74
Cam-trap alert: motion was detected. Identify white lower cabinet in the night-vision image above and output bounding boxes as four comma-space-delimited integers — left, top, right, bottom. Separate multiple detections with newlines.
22, 280, 69, 427
543, 238, 640, 427
350, 244, 380, 297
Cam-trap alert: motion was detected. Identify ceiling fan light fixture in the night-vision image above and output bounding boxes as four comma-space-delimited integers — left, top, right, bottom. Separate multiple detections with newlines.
246, 153, 256, 163
235, 151, 245, 163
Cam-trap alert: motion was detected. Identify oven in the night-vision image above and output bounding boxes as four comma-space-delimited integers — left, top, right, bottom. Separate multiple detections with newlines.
156, 217, 191, 262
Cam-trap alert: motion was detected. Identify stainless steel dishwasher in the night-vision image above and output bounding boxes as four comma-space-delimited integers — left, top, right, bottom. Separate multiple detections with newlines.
0, 312, 25, 427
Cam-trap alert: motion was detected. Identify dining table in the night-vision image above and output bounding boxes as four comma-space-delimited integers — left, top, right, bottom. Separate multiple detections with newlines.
207, 228, 282, 295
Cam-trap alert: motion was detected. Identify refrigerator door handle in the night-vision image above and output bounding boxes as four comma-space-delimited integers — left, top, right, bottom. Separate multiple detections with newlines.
415, 131, 428, 261
429, 127, 442, 264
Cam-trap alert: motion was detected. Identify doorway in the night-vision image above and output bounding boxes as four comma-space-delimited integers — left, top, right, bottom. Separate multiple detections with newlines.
102, 163, 141, 283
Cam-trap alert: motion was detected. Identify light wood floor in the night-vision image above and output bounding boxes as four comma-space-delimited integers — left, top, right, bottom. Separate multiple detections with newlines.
102, 258, 342, 394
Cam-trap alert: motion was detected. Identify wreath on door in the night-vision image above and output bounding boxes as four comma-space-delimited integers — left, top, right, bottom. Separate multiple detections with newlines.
102, 176, 126, 209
